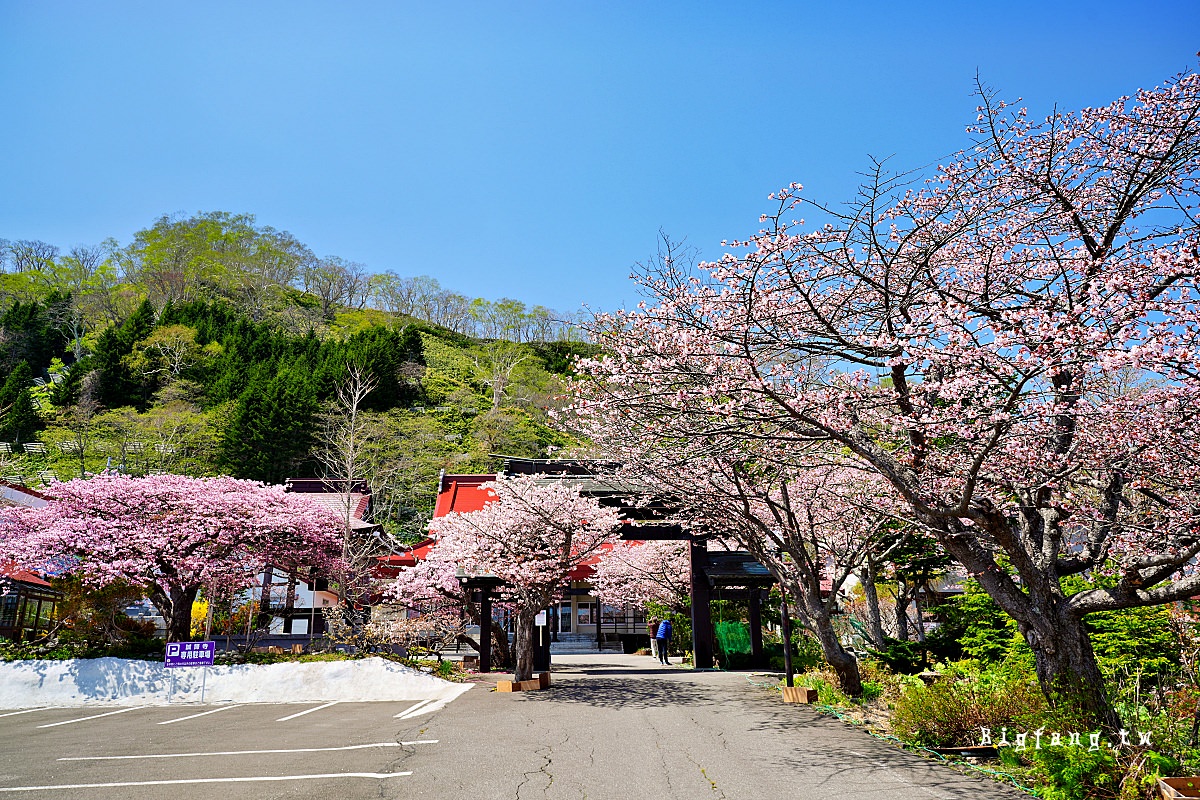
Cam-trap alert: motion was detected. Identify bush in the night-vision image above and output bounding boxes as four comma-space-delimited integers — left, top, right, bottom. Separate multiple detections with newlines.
793, 670, 852, 706
764, 627, 824, 673
890, 664, 1045, 747
1003, 746, 1120, 800
870, 637, 927, 674
0, 631, 162, 661
946, 577, 1182, 682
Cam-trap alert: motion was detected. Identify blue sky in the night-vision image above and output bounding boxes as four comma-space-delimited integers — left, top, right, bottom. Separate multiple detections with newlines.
1, 2, 1197, 314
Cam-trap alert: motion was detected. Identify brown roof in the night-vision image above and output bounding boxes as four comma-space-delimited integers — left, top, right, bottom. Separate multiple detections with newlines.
301, 492, 372, 521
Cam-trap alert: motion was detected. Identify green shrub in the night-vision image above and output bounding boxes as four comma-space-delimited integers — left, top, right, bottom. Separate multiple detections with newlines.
947, 577, 1181, 682
890, 665, 1045, 747
764, 628, 824, 673
870, 637, 926, 674
0, 632, 163, 661
793, 671, 852, 706
1002, 745, 1120, 800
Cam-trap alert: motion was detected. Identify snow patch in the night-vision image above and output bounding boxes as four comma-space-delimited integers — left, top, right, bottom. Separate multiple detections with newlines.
0, 657, 471, 707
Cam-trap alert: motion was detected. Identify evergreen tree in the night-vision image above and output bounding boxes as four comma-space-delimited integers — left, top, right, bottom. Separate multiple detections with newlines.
0, 362, 40, 444
220, 362, 318, 483
0, 361, 30, 411
0, 299, 65, 373
49, 357, 92, 408
320, 326, 425, 409
93, 299, 156, 408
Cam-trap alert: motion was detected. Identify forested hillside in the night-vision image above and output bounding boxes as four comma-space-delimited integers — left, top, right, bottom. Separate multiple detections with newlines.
0, 213, 592, 539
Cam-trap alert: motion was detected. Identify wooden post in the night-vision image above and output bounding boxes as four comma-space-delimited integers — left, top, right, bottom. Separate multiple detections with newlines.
780, 593, 794, 687
282, 571, 297, 634
479, 587, 492, 673
690, 538, 714, 669
748, 587, 764, 668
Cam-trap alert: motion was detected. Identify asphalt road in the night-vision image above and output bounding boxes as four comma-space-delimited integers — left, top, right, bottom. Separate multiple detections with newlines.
0, 654, 1025, 799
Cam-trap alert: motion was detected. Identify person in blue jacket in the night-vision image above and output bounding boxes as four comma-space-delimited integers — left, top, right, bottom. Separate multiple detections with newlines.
655, 619, 673, 665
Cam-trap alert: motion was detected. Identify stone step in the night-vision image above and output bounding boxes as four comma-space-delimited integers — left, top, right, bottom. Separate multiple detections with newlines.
550, 645, 622, 654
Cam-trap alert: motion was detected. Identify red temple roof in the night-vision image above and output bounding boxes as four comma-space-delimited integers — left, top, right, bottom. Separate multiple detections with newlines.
1, 563, 52, 588
432, 474, 496, 518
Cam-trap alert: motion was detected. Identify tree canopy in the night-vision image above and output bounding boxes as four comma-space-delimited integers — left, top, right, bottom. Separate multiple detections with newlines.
0, 473, 344, 641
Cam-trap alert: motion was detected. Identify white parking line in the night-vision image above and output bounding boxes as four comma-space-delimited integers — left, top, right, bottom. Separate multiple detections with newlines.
36, 707, 145, 729
393, 698, 435, 718
157, 705, 243, 725
59, 740, 438, 761
276, 701, 339, 722
403, 699, 450, 719
0, 772, 413, 792
0, 708, 60, 719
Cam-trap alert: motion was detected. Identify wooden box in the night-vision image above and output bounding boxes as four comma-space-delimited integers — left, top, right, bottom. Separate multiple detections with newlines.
1160, 778, 1200, 799
496, 681, 549, 690
781, 686, 819, 704
538, 672, 551, 689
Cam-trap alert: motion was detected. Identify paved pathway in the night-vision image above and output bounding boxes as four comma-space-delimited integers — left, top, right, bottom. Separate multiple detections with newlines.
393, 653, 1025, 800
0, 654, 1026, 798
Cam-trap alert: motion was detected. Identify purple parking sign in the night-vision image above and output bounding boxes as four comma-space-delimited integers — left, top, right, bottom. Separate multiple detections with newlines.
165, 640, 215, 668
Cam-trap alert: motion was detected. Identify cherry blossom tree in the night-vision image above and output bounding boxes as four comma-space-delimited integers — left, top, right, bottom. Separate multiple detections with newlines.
696, 460, 907, 695
590, 540, 690, 611
417, 474, 622, 682
571, 68, 1200, 727
385, 552, 513, 668
576, 427, 903, 695
0, 473, 344, 641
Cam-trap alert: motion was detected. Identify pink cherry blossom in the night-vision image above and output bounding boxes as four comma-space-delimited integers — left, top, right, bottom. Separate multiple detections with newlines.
568, 67, 1200, 728
391, 474, 622, 682
591, 540, 690, 610
0, 473, 345, 641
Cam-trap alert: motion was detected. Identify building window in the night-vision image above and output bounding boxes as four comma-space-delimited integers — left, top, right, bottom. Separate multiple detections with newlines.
577, 602, 596, 626
558, 602, 572, 632
0, 594, 17, 628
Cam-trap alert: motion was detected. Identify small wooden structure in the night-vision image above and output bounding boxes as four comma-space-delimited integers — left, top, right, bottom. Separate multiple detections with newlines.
0, 567, 60, 643
781, 686, 818, 703
0, 482, 58, 643
1160, 777, 1200, 799
503, 458, 779, 670
495, 673, 551, 692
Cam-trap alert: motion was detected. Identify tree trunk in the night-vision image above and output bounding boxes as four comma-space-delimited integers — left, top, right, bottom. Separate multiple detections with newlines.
512, 607, 539, 682
894, 583, 910, 641
912, 590, 927, 643
151, 585, 199, 643
812, 617, 863, 697
1019, 607, 1121, 732
490, 620, 513, 668
860, 558, 886, 648
933, 511, 1122, 731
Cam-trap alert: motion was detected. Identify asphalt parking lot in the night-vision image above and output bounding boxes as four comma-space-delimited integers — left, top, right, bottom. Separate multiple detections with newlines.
0, 698, 454, 799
